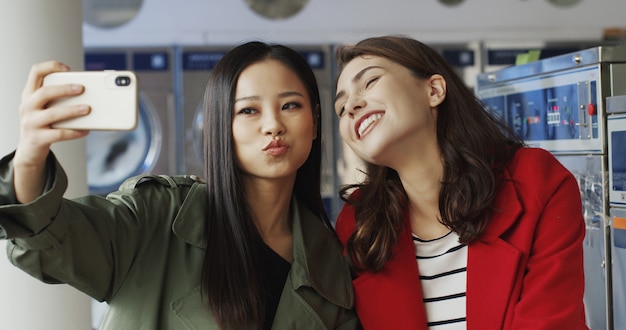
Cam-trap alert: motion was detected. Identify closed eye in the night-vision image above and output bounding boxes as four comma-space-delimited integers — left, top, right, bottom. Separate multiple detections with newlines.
365, 76, 379, 88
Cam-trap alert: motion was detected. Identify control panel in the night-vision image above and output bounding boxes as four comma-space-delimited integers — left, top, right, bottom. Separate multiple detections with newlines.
476, 66, 602, 154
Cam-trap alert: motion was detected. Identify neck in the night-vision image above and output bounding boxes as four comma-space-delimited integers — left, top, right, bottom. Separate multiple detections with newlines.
397, 155, 450, 240
242, 174, 295, 262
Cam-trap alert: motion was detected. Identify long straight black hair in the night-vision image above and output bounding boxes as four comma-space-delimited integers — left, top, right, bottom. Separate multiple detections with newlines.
201, 41, 330, 329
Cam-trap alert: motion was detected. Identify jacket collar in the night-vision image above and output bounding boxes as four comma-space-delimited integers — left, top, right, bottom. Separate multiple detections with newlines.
171, 182, 207, 248
465, 169, 524, 328
171, 183, 353, 309
478, 168, 523, 242
287, 200, 354, 309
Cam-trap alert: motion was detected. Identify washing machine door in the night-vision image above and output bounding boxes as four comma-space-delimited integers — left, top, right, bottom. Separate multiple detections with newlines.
192, 102, 204, 168
86, 93, 161, 195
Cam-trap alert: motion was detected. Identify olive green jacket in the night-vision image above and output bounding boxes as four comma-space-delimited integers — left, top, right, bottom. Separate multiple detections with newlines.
0, 152, 359, 329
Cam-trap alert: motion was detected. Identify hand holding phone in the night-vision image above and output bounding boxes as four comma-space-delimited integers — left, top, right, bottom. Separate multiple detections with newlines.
43, 71, 139, 130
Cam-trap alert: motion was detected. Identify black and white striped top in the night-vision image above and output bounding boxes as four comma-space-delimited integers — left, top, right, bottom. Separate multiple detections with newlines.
413, 231, 467, 329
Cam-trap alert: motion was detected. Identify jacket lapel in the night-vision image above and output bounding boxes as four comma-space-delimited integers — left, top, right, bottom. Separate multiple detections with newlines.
350, 220, 428, 329
282, 199, 353, 308
273, 199, 354, 329
466, 175, 523, 329
171, 182, 208, 249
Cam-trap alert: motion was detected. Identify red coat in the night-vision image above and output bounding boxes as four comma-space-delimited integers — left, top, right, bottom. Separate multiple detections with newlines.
335, 148, 588, 330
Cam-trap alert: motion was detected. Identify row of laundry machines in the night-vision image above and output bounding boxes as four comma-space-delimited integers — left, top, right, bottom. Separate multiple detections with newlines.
82, 45, 342, 214
83, 41, 607, 213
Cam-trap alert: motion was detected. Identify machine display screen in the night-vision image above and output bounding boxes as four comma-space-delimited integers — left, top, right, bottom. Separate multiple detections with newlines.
611, 130, 626, 192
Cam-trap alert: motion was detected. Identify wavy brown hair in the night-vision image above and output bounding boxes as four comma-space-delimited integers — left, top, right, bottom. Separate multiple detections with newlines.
336, 35, 524, 272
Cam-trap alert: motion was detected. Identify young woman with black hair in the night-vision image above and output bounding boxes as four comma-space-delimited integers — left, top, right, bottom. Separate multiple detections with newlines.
0, 41, 359, 329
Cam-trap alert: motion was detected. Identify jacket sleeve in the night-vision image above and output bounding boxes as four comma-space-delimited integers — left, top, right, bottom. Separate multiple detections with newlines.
0, 151, 59, 239
0, 151, 186, 302
507, 149, 588, 329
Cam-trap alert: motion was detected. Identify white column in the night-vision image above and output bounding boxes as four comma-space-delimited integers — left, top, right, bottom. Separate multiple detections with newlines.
0, 1, 91, 329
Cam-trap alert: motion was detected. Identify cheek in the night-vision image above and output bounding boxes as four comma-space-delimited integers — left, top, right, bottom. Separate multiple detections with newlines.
231, 123, 252, 152
338, 119, 351, 140
295, 115, 316, 140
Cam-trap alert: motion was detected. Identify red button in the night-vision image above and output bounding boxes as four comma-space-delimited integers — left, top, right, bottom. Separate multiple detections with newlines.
588, 103, 596, 116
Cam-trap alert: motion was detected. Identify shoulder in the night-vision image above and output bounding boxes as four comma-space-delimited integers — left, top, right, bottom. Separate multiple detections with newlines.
106, 174, 206, 212
504, 147, 579, 205
509, 147, 565, 171
507, 147, 571, 182
118, 174, 205, 191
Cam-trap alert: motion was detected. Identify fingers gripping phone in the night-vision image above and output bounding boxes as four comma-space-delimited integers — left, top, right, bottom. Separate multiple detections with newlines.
43, 71, 139, 130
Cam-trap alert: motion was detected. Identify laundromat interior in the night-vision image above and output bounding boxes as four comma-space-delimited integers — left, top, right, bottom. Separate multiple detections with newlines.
2, 0, 626, 329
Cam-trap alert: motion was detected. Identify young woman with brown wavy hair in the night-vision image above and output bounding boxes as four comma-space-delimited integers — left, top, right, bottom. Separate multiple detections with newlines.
333, 35, 588, 330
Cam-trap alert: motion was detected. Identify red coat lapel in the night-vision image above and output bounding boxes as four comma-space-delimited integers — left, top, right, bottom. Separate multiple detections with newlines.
467, 177, 523, 329
351, 222, 428, 329
336, 203, 428, 329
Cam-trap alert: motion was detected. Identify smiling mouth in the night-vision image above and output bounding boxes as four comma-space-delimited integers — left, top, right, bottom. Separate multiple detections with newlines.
357, 113, 383, 138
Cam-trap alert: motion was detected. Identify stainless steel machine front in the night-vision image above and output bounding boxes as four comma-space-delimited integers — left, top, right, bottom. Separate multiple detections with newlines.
608, 95, 626, 330
84, 48, 178, 195
476, 46, 626, 330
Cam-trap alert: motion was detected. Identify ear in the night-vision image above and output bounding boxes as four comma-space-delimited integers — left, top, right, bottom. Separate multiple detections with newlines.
428, 74, 446, 107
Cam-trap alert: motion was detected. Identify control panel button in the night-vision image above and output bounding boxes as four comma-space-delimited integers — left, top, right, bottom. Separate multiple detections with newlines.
588, 103, 596, 116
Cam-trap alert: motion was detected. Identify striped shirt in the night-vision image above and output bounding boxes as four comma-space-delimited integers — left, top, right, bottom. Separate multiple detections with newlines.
413, 231, 468, 329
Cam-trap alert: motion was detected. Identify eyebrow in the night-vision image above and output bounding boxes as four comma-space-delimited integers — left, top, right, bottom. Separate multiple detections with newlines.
235, 91, 305, 103
334, 65, 382, 104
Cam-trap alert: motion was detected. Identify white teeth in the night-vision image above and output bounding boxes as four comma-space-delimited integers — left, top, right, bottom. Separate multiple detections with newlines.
358, 113, 383, 137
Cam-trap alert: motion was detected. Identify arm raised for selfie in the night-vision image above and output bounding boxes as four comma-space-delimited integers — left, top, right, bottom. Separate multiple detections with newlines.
12, 61, 90, 203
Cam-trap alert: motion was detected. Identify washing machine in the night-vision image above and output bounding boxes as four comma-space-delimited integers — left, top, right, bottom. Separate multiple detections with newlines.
481, 40, 618, 74
178, 45, 231, 179
179, 44, 338, 217
84, 47, 177, 330
84, 47, 178, 195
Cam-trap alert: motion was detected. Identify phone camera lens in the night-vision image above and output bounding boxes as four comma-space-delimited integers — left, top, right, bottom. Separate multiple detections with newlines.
115, 76, 131, 86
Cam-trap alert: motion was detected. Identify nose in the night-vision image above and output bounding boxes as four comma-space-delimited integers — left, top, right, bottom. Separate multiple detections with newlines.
345, 95, 366, 118
262, 111, 285, 137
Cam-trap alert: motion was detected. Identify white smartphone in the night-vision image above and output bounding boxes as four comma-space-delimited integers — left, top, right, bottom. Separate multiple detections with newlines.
43, 70, 139, 130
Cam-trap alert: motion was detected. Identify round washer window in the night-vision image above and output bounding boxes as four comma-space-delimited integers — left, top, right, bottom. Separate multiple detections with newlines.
86, 94, 161, 195
83, 0, 143, 28
243, 0, 309, 19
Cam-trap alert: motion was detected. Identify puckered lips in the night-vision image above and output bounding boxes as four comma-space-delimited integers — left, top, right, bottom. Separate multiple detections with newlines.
355, 111, 385, 139
263, 139, 289, 156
